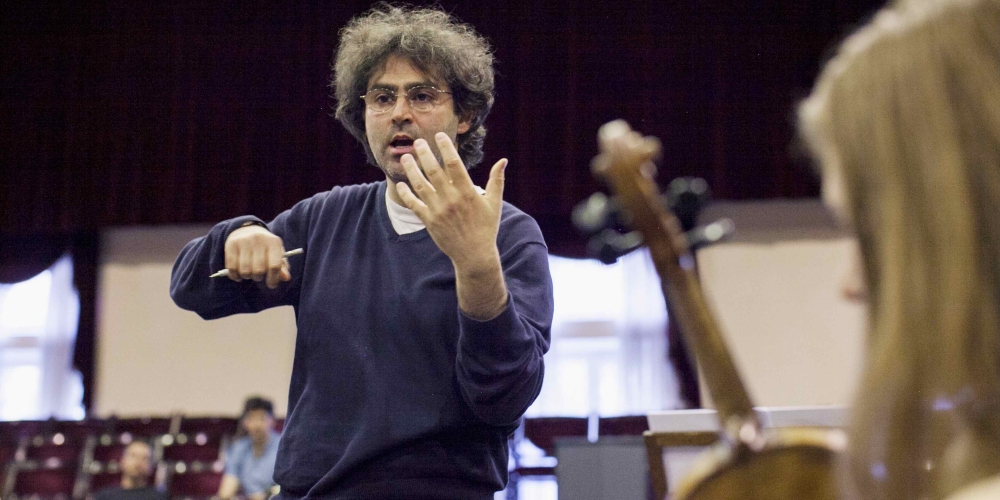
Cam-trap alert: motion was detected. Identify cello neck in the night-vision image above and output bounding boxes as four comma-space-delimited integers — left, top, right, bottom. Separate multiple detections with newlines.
593, 121, 758, 439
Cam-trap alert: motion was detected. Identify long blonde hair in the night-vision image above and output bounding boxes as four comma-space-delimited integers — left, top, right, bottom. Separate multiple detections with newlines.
798, 0, 1000, 498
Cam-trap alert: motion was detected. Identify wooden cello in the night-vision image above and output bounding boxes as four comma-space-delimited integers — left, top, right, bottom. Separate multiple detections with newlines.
590, 120, 845, 499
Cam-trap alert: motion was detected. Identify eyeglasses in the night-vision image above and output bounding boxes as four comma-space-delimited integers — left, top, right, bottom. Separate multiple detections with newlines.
360, 86, 453, 113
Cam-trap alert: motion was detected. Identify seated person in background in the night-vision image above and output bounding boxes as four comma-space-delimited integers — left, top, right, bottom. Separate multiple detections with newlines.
94, 441, 167, 500
217, 396, 281, 500
798, 0, 1000, 498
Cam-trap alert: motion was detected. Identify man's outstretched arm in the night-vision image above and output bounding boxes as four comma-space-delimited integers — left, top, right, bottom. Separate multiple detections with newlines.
171, 214, 301, 319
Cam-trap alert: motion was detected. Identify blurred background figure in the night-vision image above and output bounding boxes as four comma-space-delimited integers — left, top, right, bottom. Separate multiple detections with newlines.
217, 397, 280, 500
94, 441, 167, 500
798, 0, 1000, 499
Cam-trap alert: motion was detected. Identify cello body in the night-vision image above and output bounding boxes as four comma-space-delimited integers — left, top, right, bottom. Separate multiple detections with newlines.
677, 428, 843, 499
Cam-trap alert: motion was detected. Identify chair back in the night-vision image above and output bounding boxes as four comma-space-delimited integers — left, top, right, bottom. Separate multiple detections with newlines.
168, 470, 223, 500
12, 467, 78, 499
522, 417, 589, 456
598, 415, 649, 438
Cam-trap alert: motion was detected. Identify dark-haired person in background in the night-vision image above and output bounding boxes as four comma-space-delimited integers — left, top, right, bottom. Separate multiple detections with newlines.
170, 4, 553, 499
216, 397, 280, 500
93, 441, 167, 500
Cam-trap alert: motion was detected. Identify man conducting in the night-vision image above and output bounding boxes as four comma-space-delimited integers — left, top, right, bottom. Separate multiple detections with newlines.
170, 5, 553, 499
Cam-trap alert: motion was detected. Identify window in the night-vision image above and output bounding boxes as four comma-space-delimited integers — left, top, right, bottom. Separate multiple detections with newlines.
0, 255, 85, 421
526, 250, 683, 418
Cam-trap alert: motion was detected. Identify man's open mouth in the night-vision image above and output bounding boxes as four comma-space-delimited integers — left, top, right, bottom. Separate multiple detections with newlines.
388, 136, 415, 155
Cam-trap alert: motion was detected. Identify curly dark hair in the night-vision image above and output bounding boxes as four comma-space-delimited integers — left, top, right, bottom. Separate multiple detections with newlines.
332, 3, 495, 168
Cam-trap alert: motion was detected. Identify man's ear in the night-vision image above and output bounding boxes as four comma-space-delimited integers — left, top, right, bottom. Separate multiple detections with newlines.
457, 115, 472, 135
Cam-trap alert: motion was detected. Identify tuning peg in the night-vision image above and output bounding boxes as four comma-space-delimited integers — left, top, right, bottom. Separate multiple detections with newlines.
685, 218, 735, 250
587, 229, 643, 264
668, 177, 711, 231
573, 192, 629, 235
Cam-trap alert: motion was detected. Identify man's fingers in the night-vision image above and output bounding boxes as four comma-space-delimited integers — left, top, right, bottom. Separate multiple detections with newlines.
435, 132, 474, 188
265, 270, 280, 288
412, 138, 450, 190
485, 158, 507, 204
223, 225, 289, 285
267, 260, 292, 289
395, 182, 429, 219
250, 249, 268, 282
225, 245, 241, 281
280, 259, 292, 282
238, 247, 254, 282
265, 247, 285, 289
401, 154, 436, 199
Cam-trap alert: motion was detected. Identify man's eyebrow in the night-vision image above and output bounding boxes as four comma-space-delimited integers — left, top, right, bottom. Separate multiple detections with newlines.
367, 80, 440, 92
404, 81, 438, 90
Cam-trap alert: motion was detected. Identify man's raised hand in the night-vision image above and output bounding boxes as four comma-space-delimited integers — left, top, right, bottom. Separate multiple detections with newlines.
394, 132, 507, 272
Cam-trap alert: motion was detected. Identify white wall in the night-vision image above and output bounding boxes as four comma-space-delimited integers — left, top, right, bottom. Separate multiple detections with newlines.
694, 199, 867, 407
92, 200, 866, 416
95, 226, 296, 417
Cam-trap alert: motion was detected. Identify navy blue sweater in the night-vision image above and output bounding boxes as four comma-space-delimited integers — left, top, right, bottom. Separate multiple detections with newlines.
170, 182, 553, 499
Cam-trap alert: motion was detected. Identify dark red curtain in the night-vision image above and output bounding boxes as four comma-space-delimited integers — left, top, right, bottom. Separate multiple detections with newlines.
1, 0, 882, 246
0, 235, 71, 284
1, 0, 883, 411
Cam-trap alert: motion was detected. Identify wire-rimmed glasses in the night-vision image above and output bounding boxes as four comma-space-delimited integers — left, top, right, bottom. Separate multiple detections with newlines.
360, 86, 454, 113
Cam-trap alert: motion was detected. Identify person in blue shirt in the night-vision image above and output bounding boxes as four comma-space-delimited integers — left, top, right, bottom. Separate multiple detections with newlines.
217, 397, 281, 500
170, 5, 553, 499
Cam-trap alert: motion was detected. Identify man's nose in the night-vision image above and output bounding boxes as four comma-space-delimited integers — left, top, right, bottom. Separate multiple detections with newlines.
389, 96, 414, 123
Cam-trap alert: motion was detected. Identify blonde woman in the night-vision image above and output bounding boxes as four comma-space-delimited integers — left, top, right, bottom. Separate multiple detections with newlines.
798, 0, 1000, 498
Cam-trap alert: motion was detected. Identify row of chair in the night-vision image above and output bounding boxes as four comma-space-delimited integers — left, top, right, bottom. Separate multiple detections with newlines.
1, 415, 647, 500
0, 416, 281, 500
